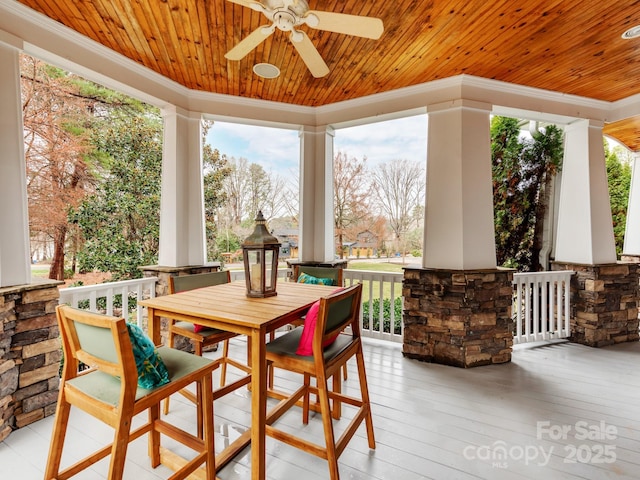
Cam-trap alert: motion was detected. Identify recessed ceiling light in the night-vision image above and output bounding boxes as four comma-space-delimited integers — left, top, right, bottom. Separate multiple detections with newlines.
253, 63, 280, 79
622, 25, 640, 39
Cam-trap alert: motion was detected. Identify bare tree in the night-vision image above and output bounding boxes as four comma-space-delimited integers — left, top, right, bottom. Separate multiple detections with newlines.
222, 157, 291, 228
372, 159, 425, 260
223, 157, 250, 225
21, 55, 94, 280
334, 152, 371, 258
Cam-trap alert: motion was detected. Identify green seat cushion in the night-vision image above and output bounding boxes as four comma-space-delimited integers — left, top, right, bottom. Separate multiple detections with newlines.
67, 346, 214, 406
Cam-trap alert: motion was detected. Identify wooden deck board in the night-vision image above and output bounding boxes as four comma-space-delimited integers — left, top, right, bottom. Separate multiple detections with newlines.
2, 337, 639, 479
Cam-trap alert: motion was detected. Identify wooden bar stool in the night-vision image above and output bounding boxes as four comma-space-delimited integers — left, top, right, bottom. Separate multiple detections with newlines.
45, 305, 217, 479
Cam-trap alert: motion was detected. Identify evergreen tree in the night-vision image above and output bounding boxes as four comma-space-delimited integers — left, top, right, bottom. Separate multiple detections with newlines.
491, 117, 563, 270
75, 107, 163, 279
605, 142, 632, 256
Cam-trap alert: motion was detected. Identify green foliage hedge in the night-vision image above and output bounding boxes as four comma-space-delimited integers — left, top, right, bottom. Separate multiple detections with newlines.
362, 297, 403, 334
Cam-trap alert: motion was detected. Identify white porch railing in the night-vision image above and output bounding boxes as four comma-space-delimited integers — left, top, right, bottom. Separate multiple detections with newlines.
512, 270, 574, 344
344, 269, 404, 343
56, 268, 574, 346
58, 277, 158, 327
231, 267, 404, 342
229, 269, 289, 282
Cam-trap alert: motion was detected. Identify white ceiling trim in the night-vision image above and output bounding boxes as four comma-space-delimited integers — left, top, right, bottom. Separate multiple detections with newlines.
2, 0, 637, 131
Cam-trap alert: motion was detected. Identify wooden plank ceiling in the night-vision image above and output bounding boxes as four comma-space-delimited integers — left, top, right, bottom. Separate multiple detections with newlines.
15, 0, 640, 149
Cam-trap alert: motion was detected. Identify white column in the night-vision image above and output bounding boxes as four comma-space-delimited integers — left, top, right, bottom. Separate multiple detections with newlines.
0, 41, 31, 287
423, 100, 497, 270
623, 152, 640, 255
158, 107, 206, 267
555, 119, 617, 264
298, 125, 335, 262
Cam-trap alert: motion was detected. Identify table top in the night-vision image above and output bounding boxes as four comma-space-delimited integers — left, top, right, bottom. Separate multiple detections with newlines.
140, 280, 337, 332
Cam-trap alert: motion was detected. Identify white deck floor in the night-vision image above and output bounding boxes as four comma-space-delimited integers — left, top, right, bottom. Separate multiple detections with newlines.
2, 337, 639, 479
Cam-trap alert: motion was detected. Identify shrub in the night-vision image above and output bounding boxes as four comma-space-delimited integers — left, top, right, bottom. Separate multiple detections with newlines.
362, 297, 403, 334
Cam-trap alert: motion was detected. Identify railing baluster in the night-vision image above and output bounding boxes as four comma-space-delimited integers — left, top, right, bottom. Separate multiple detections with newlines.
512, 270, 574, 345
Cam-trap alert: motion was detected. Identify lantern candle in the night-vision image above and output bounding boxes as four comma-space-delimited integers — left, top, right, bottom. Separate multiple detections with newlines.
251, 263, 261, 291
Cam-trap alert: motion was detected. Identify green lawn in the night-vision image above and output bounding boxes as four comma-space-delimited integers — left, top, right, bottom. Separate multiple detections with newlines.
343, 260, 406, 273
31, 266, 50, 278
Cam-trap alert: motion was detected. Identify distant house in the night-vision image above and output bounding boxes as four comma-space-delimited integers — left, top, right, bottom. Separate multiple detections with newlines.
273, 229, 299, 259
350, 230, 378, 258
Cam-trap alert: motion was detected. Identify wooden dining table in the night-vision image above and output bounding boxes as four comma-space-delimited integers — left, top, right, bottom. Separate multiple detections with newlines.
140, 280, 337, 480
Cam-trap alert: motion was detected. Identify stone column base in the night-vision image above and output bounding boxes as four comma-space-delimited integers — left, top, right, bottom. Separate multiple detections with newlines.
551, 262, 639, 346
1, 279, 63, 439
402, 267, 514, 368
139, 264, 221, 350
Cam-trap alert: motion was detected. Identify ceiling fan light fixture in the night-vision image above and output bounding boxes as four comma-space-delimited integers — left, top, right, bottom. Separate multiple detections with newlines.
253, 62, 280, 78
622, 25, 640, 39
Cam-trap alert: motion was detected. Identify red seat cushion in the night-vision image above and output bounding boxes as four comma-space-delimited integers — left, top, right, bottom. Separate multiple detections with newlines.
296, 288, 344, 356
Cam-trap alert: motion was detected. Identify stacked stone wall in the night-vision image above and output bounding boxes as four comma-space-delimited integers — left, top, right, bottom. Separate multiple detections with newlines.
552, 262, 639, 346
402, 268, 514, 368
0, 281, 62, 441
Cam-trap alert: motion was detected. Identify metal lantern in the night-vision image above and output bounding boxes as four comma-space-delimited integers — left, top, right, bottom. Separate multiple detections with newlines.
242, 211, 281, 298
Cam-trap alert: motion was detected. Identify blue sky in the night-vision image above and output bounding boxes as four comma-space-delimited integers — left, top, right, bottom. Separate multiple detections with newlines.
205, 114, 428, 174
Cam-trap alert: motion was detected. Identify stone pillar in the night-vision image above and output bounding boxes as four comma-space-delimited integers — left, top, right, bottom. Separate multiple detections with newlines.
552, 262, 639, 346
403, 267, 514, 368
140, 263, 221, 297
0, 280, 62, 440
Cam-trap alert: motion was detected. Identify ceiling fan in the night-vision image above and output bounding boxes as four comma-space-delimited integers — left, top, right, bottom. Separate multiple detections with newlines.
224, 0, 384, 78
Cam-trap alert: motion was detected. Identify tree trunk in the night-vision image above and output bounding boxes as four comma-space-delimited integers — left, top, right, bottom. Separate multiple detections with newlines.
49, 225, 67, 281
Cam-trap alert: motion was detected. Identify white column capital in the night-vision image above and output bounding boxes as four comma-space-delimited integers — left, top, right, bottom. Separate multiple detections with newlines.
426, 99, 493, 114
299, 124, 335, 138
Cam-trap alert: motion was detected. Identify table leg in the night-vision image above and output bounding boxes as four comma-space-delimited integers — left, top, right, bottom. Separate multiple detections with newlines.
250, 329, 267, 480
148, 307, 161, 346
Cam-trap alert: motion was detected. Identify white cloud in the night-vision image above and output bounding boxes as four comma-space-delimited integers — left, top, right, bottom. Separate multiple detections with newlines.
206, 122, 299, 173
334, 115, 428, 167
206, 114, 428, 173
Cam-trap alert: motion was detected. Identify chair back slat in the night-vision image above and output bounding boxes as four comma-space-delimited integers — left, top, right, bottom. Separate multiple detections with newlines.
295, 266, 343, 287
169, 270, 231, 294
56, 305, 136, 384
316, 283, 362, 346
73, 321, 120, 366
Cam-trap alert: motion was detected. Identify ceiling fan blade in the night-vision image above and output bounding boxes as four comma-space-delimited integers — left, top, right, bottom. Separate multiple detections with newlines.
290, 31, 329, 78
307, 11, 384, 40
225, 26, 274, 61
